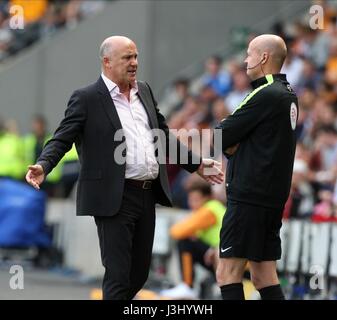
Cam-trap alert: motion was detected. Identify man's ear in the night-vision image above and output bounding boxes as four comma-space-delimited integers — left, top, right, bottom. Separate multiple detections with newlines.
103, 56, 110, 68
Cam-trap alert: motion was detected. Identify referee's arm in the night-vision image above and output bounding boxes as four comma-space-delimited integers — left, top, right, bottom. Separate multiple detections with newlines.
215, 90, 273, 151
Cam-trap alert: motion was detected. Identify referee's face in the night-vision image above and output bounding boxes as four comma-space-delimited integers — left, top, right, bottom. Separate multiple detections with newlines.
244, 42, 263, 80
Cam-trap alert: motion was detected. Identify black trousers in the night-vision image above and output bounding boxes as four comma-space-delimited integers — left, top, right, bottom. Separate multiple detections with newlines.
94, 183, 156, 300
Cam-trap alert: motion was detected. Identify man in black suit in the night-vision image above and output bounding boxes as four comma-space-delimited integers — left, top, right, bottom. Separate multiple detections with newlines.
26, 36, 224, 300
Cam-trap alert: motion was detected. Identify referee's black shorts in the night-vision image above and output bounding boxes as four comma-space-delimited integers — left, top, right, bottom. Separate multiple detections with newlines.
219, 200, 283, 262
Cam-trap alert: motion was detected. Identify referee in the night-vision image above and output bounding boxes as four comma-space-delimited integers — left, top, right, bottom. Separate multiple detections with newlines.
215, 34, 298, 300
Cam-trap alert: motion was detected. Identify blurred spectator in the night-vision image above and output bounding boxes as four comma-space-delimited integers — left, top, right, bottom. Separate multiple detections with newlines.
326, 14, 337, 39
311, 125, 337, 184
333, 179, 337, 213
79, 0, 106, 19
296, 58, 322, 94
0, 7, 11, 61
272, 21, 287, 40
160, 78, 190, 118
296, 88, 317, 143
198, 84, 219, 114
0, 115, 24, 179
281, 40, 304, 90
170, 95, 209, 131
283, 159, 315, 219
224, 70, 250, 113
23, 115, 49, 164
39, 2, 61, 38
200, 55, 232, 97
317, 80, 337, 105
171, 78, 190, 111
22, 114, 79, 197
210, 98, 230, 128
294, 23, 329, 70
0, 0, 107, 62
64, 0, 82, 29
226, 57, 243, 79
315, 0, 337, 31
311, 186, 336, 222
5, 117, 19, 134
303, 99, 336, 145
167, 110, 186, 130
22, 115, 62, 195
161, 182, 226, 299
325, 38, 337, 86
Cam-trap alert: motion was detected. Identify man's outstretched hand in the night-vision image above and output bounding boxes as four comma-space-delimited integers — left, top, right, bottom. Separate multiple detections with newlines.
197, 158, 224, 185
25, 164, 45, 190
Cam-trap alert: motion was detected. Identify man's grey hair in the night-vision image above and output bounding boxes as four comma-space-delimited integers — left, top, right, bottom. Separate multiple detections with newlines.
99, 41, 112, 61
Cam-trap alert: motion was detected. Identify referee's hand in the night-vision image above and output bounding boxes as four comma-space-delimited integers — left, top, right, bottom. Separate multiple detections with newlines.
197, 158, 224, 185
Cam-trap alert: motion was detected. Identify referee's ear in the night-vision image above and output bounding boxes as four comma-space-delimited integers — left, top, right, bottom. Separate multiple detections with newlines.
261, 53, 268, 65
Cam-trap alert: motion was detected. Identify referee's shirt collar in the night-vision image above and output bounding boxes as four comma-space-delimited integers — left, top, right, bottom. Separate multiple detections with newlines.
250, 73, 286, 89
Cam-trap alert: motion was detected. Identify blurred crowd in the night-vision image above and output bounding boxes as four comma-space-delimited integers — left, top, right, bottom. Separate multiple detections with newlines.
159, 1, 337, 223
0, 114, 79, 198
0, 0, 109, 63
0, 1, 336, 221
0, 0, 336, 300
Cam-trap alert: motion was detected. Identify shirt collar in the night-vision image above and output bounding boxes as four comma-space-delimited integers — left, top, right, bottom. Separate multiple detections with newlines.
101, 73, 138, 96
250, 73, 287, 89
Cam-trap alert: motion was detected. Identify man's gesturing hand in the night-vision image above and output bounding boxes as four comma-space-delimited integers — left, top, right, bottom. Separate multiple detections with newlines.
196, 158, 224, 185
25, 164, 45, 190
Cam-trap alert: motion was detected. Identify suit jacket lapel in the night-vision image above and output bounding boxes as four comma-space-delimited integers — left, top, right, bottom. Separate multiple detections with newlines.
96, 77, 158, 131
96, 77, 123, 131
137, 82, 159, 129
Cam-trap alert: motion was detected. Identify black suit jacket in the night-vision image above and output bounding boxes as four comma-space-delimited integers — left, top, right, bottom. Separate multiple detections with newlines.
37, 77, 200, 216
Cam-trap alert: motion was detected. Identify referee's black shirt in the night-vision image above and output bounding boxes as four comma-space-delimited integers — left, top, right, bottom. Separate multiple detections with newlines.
215, 73, 298, 209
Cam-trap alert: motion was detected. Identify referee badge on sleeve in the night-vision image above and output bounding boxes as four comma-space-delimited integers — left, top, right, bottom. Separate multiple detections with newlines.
290, 102, 297, 130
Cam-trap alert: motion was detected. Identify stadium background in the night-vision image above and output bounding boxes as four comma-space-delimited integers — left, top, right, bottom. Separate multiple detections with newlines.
0, 0, 336, 300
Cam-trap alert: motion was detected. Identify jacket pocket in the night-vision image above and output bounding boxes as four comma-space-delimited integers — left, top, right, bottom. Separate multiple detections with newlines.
79, 169, 102, 180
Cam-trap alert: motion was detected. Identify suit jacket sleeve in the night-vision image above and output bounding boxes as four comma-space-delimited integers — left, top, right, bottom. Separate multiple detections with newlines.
145, 82, 201, 173
37, 90, 87, 175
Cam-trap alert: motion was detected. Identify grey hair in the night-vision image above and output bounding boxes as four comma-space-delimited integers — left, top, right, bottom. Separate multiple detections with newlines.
99, 41, 112, 61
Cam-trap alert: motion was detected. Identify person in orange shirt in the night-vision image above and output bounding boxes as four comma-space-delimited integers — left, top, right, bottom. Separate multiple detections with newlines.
161, 182, 226, 299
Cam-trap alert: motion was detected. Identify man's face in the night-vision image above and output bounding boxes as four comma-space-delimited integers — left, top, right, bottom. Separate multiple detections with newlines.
244, 42, 262, 80
108, 42, 138, 85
